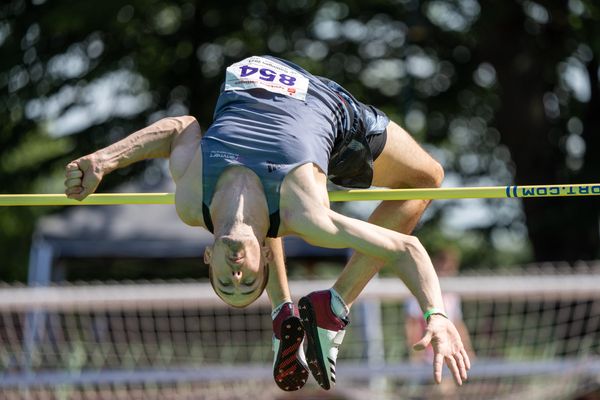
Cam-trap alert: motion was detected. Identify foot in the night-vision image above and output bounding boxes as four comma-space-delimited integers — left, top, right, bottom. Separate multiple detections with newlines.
272, 303, 309, 391
298, 290, 349, 390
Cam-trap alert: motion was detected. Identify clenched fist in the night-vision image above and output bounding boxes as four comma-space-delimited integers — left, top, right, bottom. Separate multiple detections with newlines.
64, 154, 104, 201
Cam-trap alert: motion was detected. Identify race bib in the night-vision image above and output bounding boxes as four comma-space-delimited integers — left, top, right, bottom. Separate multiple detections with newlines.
224, 56, 309, 101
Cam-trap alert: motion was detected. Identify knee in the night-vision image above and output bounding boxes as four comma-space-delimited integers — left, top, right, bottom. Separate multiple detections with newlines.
428, 160, 444, 188
411, 159, 444, 189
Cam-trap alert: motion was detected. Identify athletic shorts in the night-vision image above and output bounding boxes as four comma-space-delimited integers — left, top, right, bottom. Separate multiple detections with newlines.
320, 78, 390, 188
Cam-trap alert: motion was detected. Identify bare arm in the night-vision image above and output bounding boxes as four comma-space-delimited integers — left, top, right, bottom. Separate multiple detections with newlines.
287, 204, 470, 384
290, 206, 445, 313
65, 116, 198, 200
264, 237, 292, 309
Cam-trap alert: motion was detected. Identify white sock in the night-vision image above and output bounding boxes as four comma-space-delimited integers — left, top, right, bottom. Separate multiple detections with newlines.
329, 288, 349, 319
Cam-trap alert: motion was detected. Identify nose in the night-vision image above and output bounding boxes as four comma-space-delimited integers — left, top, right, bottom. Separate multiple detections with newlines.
232, 269, 242, 282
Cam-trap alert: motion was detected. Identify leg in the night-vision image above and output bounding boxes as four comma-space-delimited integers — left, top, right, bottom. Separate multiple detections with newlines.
333, 121, 444, 305
298, 121, 443, 390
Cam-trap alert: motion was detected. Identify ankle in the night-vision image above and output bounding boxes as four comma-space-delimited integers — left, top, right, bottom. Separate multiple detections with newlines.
329, 288, 350, 319
272, 302, 297, 339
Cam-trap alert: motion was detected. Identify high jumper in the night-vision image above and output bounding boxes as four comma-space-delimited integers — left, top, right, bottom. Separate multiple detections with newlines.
64, 55, 470, 391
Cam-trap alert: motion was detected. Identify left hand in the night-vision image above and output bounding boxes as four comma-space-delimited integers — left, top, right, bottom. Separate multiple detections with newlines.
64, 154, 105, 201
412, 315, 471, 385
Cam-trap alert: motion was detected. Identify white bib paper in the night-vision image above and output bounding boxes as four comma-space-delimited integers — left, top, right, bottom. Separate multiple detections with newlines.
224, 56, 309, 101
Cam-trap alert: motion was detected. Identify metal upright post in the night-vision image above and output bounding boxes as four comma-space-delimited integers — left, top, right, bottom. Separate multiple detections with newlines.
23, 237, 55, 374
355, 261, 386, 392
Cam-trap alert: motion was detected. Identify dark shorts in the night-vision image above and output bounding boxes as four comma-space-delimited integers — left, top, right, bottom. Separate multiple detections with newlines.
320, 78, 389, 188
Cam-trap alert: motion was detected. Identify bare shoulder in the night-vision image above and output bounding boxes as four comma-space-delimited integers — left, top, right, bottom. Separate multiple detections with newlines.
168, 117, 205, 228
278, 163, 330, 235
169, 117, 202, 182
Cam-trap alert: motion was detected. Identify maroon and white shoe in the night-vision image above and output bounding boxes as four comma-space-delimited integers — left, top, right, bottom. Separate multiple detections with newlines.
272, 303, 309, 391
298, 290, 349, 390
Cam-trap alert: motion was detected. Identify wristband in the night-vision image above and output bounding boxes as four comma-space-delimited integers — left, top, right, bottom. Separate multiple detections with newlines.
423, 308, 448, 321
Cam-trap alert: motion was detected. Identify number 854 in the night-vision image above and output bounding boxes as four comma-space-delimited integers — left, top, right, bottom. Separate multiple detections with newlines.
239, 65, 297, 86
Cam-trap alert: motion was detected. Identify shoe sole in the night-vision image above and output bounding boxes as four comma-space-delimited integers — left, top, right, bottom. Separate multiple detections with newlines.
298, 296, 332, 390
273, 315, 309, 391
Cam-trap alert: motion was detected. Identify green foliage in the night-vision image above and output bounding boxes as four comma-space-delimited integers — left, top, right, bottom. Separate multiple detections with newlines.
1, 0, 599, 281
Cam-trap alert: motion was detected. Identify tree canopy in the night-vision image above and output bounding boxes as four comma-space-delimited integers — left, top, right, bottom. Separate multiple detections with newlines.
1, 0, 599, 281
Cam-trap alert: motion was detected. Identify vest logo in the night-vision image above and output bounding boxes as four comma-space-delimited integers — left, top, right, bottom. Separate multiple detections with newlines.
209, 150, 239, 160
266, 161, 281, 173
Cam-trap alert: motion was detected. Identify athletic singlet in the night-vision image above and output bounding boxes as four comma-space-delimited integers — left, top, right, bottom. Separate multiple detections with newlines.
201, 56, 359, 237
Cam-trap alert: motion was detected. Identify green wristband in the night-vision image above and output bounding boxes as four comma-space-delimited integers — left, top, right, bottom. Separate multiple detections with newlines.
423, 308, 448, 321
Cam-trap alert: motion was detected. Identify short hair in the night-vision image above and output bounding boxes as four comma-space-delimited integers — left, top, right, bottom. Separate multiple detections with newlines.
208, 262, 270, 308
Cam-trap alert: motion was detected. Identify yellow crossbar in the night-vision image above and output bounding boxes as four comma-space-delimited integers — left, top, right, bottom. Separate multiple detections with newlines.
1, 184, 599, 206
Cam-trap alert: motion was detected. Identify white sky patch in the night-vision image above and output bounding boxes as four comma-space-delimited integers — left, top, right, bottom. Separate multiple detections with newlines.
313, 19, 341, 41
473, 62, 496, 88
47, 47, 90, 79
342, 19, 368, 42
405, 109, 426, 132
360, 59, 405, 95
406, 54, 436, 79
0, 21, 11, 47
560, 57, 590, 102
443, 199, 494, 231
41, 70, 151, 137
568, 0, 585, 15
523, 1, 550, 24
425, 0, 480, 32
565, 134, 586, 158
437, 174, 522, 233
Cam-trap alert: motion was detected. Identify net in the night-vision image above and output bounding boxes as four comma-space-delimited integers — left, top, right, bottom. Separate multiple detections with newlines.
1, 264, 599, 400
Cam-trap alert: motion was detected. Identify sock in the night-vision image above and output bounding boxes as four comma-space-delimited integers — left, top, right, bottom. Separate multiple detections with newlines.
329, 288, 350, 319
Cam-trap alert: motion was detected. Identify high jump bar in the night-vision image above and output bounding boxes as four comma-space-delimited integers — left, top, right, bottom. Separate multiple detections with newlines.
1, 183, 600, 206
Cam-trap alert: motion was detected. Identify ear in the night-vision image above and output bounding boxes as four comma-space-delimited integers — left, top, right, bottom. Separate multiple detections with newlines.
204, 246, 213, 265
262, 244, 274, 263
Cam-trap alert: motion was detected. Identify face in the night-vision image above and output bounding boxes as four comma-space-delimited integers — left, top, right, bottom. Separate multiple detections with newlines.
204, 234, 270, 308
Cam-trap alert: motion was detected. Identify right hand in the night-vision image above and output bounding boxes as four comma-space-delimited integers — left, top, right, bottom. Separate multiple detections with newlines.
64, 154, 104, 201
413, 314, 471, 386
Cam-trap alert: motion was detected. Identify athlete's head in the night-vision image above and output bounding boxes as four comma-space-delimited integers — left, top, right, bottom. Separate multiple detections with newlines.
204, 234, 271, 308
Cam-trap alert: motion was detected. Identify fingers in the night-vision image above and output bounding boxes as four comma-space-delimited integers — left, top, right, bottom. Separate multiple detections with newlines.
433, 352, 468, 386
65, 186, 86, 200
65, 169, 83, 179
461, 348, 471, 371
433, 353, 443, 384
64, 161, 85, 200
443, 347, 469, 385
413, 330, 433, 351
454, 351, 468, 383
64, 177, 82, 187
445, 354, 463, 385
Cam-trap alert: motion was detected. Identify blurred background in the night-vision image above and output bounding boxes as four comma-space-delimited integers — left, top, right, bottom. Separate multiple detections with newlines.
0, 0, 599, 399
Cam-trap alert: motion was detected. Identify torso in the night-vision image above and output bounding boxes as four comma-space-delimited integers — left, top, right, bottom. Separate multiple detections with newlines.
169, 126, 329, 236
171, 55, 361, 236
172, 55, 347, 235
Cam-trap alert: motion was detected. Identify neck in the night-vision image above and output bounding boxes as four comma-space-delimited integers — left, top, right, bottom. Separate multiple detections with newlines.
210, 167, 270, 239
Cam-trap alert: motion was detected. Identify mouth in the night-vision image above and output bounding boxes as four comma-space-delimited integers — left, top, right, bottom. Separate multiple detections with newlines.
228, 256, 244, 264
